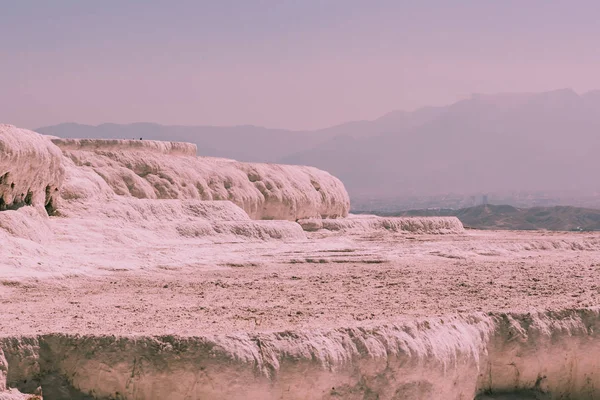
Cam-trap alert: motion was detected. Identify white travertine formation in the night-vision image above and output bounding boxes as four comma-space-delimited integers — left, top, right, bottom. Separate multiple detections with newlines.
299, 214, 465, 234
0, 125, 64, 213
1, 126, 349, 223
52, 137, 350, 221
0, 125, 349, 247
51, 137, 198, 156
0, 310, 599, 399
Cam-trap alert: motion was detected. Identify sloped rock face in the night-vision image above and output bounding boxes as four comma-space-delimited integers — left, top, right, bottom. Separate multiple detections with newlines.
0, 125, 64, 214
52, 138, 350, 221
1, 310, 599, 400
478, 309, 600, 397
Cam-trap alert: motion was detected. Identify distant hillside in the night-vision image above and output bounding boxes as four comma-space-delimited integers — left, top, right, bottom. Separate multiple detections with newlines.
38, 89, 600, 203
361, 204, 600, 231
281, 89, 600, 198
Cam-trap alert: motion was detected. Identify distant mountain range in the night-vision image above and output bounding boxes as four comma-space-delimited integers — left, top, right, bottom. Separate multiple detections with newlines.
37, 88, 600, 205
362, 204, 600, 231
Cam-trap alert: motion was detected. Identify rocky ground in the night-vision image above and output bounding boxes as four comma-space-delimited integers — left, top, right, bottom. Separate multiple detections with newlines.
2, 230, 599, 337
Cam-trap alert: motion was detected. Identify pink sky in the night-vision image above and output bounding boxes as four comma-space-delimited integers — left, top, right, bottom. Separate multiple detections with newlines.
2, 1, 600, 130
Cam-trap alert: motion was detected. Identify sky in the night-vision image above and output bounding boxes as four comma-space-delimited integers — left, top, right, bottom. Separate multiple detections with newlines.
2, 0, 600, 130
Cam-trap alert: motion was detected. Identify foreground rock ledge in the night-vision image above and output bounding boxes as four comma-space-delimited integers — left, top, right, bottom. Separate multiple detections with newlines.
1, 309, 598, 400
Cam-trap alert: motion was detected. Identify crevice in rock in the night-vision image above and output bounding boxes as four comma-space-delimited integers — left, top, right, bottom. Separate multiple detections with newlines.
0, 172, 9, 185
44, 186, 57, 216
24, 191, 33, 206
38, 373, 98, 400
0, 190, 37, 212
475, 389, 550, 399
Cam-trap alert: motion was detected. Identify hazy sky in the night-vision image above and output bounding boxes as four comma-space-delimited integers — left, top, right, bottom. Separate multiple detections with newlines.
2, 0, 600, 130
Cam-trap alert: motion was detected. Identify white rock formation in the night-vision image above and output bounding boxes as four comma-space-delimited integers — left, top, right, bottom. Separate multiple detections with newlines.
0, 124, 356, 252
0, 125, 64, 213
52, 137, 350, 221
0, 310, 598, 399
0, 125, 351, 276
1, 124, 349, 227
299, 214, 464, 234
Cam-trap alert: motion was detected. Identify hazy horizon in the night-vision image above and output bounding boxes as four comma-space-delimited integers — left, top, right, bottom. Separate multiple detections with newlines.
4, 1, 600, 131
31, 87, 598, 131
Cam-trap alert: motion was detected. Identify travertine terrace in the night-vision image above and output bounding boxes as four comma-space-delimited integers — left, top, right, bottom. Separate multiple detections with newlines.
1, 124, 600, 399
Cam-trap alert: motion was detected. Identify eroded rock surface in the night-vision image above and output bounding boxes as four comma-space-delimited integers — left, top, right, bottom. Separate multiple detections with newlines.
0, 310, 599, 399
52, 137, 350, 221
0, 125, 63, 214
298, 214, 464, 234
